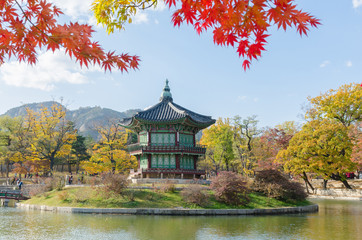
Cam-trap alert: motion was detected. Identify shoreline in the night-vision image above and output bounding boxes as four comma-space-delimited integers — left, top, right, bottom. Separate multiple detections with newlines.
15, 203, 318, 215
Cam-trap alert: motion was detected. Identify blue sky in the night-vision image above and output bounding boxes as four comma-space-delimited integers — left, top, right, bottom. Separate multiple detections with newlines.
0, 1, 361, 128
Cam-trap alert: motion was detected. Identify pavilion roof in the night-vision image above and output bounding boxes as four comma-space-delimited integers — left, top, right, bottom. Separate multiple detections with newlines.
119, 80, 215, 129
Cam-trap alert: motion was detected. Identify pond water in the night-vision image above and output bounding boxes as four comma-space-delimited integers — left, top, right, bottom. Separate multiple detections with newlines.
0, 199, 361, 240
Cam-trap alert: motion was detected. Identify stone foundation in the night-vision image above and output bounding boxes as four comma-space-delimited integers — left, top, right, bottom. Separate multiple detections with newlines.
15, 203, 318, 215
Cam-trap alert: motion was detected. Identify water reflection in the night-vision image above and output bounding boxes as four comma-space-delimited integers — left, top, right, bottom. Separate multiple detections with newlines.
0, 199, 361, 240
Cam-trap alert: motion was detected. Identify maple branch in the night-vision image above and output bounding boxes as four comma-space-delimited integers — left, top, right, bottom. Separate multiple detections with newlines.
14, 0, 49, 40
125, 0, 157, 10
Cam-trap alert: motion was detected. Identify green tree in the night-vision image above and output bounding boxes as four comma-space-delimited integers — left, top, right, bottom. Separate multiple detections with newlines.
71, 135, 90, 173
200, 118, 234, 174
232, 115, 260, 176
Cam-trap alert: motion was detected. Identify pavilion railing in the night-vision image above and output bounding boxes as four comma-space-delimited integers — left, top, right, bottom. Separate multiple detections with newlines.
127, 144, 206, 154
140, 168, 205, 175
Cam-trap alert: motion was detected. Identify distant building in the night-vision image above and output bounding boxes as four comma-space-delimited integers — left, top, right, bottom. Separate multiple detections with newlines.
120, 80, 215, 179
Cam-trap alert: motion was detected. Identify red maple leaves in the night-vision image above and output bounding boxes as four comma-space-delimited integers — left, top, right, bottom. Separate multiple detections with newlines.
165, 0, 320, 70
1, 0, 319, 72
0, 0, 139, 72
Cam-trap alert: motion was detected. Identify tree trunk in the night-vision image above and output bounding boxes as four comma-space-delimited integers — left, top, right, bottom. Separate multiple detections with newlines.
330, 173, 353, 189
68, 161, 72, 173
302, 172, 314, 192
6, 159, 9, 179
323, 179, 328, 190
341, 180, 352, 189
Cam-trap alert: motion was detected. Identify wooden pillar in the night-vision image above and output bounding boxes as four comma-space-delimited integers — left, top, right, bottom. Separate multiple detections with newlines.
148, 155, 151, 169
193, 134, 196, 147
176, 155, 180, 169
193, 156, 197, 170
148, 131, 151, 146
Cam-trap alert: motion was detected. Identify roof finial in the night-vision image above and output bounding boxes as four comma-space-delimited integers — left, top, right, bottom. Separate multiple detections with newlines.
160, 79, 173, 102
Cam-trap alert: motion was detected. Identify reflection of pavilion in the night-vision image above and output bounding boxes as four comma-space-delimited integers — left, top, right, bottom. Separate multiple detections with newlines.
120, 80, 215, 179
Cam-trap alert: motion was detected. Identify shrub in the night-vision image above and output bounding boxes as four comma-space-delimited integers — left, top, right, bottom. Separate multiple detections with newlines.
252, 169, 307, 201
155, 180, 177, 193
102, 173, 129, 195
57, 191, 70, 202
44, 176, 65, 191
181, 184, 209, 207
210, 171, 250, 206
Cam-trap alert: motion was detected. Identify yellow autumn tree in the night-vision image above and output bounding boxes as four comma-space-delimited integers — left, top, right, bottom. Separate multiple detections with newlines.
25, 104, 76, 172
81, 120, 137, 175
277, 119, 355, 189
306, 83, 362, 127
0, 116, 30, 178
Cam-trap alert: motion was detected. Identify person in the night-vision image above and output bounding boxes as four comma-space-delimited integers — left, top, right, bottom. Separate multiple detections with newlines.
18, 181, 23, 190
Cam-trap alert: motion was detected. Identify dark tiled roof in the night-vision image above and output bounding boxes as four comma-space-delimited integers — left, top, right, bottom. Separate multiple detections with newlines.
119, 80, 215, 128
119, 99, 215, 126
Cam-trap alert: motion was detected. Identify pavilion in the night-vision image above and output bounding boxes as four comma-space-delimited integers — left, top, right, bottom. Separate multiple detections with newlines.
120, 80, 215, 179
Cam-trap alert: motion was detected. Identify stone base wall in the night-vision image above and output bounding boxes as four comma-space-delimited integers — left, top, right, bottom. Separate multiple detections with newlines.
15, 203, 318, 215
308, 179, 362, 200
310, 189, 362, 200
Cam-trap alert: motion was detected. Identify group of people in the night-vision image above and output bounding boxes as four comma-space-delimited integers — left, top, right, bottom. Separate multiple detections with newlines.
10, 177, 23, 190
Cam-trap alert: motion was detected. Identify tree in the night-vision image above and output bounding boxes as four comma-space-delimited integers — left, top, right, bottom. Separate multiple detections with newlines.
0, 116, 31, 180
25, 104, 77, 171
71, 135, 90, 173
0, 0, 139, 72
350, 122, 362, 173
232, 115, 260, 175
255, 126, 293, 170
277, 119, 355, 189
1, 1, 319, 72
81, 120, 137, 174
200, 118, 234, 174
306, 83, 362, 127
93, 0, 320, 69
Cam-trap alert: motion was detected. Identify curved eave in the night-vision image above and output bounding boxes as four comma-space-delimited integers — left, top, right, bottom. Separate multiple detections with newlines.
184, 116, 216, 130
119, 117, 142, 131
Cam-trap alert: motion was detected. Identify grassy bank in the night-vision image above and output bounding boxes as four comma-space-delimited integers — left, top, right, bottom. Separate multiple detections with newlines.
22, 186, 311, 209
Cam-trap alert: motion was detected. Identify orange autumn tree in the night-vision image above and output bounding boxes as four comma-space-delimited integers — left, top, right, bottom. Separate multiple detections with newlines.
93, 0, 320, 69
1, 1, 319, 71
0, 0, 139, 72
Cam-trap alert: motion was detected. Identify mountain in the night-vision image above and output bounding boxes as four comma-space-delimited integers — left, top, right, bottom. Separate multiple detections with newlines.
2, 101, 141, 140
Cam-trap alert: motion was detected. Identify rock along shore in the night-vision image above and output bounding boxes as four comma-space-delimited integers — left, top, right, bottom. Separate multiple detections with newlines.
15, 203, 318, 216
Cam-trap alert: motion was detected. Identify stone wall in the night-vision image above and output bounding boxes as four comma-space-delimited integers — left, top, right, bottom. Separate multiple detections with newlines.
15, 203, 319, 215
308, 179, 362, 200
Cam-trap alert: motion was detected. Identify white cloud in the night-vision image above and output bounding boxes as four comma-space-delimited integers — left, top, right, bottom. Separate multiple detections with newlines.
48, 0, 93, 18
133, 12, 149, 24
253, 98, 259, 102
0, 49, 101, 91
320, 60, 330, 68
352, 0, 362, 8
346, 60, 353, 67
237, 96, 247, 101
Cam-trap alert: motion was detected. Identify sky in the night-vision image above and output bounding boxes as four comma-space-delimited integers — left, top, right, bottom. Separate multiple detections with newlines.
0, 0, 361, 128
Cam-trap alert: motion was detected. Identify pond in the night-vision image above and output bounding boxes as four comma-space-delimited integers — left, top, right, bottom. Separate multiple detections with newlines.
0, 199, 361, 240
